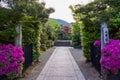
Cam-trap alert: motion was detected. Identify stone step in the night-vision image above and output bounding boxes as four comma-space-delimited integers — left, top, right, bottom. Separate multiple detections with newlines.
54, 40, 72, 46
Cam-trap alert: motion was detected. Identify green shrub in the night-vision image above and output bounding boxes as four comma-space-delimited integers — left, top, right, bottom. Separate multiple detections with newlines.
33, 51, 40, 61
71, 0, 120, 61
0, 1, 55, 62
0, 28, 18, 44
41, 44, 47, 51
66, 34, 72, 40
71, 23, 81, 47
80, 22, 100, 60
22, 23, 42, 61
72, 42, 79, 47
45, 40, 52, 48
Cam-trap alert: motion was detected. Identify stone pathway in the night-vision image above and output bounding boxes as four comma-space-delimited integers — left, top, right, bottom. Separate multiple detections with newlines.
36, 47, 85, 80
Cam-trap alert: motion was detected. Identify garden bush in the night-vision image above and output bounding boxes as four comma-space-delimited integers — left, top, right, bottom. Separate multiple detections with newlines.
21, 2, 50, 61
72, 42, 79, 47
71, 23, 81, 47
81, 24, 100, 60
41, 44, 47, 51
70, 0, 120, 60
100, 39, 120, 74
45, 40, 52, 48
0, 28, 18, 45
94, 39, 120, 74
0, 0, 55, 62
22, 23, 42, 61
45, 19, 62, 40
0, 44, 24, 80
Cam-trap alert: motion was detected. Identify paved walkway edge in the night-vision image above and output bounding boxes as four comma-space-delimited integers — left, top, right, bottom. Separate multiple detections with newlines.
67, 48, 85, 80
36, 47, 85, 80
36, 48, 57, 80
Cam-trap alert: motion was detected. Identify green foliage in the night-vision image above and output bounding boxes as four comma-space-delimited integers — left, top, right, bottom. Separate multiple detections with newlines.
0, 7, 14, 29
45, 40, 52, 48
71, 23, 81, 47
108, 13, 120, 39
22, 23, 42, 61
66, 34, 72, 40
70, 0, 103, 60
41, 44, 47, 51
71, 0, 120, 60
40, 30, 48, 51
19, 1, 49, 61
0, 0, 53, 62
40, 19, 61, 51
0, 28, 18, 44
20, 1, 52, 61
45, 20, 61, 40
72, 42, 79, 47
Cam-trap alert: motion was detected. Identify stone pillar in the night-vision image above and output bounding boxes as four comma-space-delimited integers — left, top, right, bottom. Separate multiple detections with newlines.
100, 22, 109, 80
15, 23, 22, 47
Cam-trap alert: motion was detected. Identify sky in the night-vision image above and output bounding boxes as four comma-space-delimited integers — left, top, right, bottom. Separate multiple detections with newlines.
40, 0, 94, 23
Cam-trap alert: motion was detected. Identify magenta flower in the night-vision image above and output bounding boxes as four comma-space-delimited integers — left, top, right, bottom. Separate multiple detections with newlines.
0, 44, 24, 79
94, 40, 101, 48
94, 39, 120, 74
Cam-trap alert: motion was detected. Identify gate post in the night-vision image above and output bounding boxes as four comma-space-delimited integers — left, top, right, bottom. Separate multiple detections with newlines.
101, 22, 109, 49
15, 22, 22, 47
100, 22, 109, 80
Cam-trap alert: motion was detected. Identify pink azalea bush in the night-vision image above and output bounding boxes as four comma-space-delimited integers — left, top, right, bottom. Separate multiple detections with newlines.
0, 44, 24, 79
94, 39, 120, 74
94, 40, 101, 48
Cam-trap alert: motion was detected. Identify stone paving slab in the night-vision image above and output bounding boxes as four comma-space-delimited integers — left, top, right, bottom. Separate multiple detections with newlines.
36, 47, 85, 80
